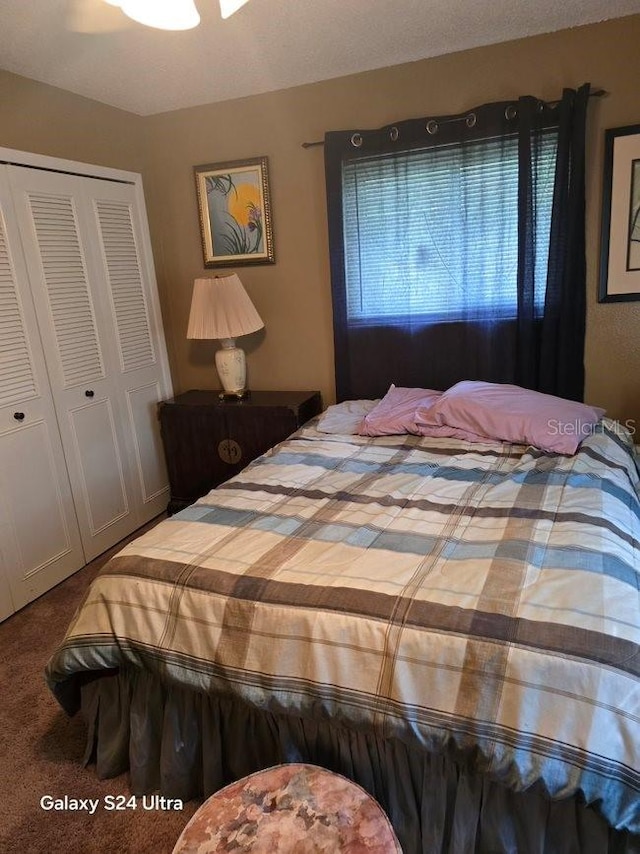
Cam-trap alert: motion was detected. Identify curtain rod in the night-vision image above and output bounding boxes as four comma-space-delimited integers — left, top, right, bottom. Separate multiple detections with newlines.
301, 88, 608, 149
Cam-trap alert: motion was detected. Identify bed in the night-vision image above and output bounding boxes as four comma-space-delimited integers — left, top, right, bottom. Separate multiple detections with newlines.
46, 406, 640, 853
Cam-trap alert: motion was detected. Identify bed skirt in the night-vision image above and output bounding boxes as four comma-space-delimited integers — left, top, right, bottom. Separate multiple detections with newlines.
80, 668, 639, 854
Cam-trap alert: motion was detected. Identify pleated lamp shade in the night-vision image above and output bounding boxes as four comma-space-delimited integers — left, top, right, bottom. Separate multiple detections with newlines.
187, 275, 264, 397
187, 275, 264, 341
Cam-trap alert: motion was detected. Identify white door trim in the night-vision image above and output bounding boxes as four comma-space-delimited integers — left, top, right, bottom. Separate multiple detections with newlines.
0, 146, 140, 184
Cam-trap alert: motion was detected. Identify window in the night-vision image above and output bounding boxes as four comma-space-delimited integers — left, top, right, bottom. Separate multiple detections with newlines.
342, 131, 558, 326
325, 87, 589, 402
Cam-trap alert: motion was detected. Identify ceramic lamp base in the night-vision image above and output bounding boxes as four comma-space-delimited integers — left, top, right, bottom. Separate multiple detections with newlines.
215, 339, 247, 396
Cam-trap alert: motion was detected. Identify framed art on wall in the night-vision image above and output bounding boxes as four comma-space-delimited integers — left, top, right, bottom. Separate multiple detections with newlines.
194, 156, 275, 268
599, 124, 640, 302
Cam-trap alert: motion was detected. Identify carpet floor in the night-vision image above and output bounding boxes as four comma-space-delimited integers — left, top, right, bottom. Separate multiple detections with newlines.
0, 517, 200, 854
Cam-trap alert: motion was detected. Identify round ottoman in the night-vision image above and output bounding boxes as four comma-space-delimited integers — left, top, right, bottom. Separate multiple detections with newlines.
172, 763, 402, 853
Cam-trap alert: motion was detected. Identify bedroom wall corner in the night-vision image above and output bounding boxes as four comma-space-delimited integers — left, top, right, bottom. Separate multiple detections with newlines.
0, 69, 147, 171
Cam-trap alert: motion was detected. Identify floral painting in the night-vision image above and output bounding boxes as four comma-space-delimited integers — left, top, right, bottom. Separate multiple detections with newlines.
194, 156, 274, 267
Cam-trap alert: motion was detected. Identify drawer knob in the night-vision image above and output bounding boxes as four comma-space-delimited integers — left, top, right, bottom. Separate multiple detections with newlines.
218, 439, 242, 465
13, 411, 25, 421
85, 389, 95, 398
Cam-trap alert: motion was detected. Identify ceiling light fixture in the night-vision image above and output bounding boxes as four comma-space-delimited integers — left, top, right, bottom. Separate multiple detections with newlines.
112, 0, 201, 30
103, 0, 249, 28
219, 0, 250, 19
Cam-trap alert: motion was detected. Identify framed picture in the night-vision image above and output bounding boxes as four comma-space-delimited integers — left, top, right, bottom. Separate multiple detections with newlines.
599, 124, 640, 302
194, 156, 275, 268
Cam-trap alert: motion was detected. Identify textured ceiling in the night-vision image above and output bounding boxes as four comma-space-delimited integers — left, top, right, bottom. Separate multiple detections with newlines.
1, 0, 640, 115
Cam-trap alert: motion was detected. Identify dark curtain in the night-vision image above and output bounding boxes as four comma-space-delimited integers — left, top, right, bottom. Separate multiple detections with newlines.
539, 85, 589, 399
324, 85, 590, 402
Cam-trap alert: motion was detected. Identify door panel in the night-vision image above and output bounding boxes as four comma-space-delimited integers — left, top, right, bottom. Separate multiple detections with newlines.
7, 166, 140, 560
125, 380, 168, 509
89, 180, 171, 522
94, 197, 157, 372
0, 215, 37, 408
67, 396, 132, 555
26, 191, 105, 387
0, 171, 84, 619
0, 420, 81, 608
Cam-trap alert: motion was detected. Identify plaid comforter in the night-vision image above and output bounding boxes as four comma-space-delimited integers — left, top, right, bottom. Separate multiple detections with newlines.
46, 420, 640, 833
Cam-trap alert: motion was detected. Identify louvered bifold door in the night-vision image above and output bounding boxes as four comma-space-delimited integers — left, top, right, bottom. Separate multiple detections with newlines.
87, 179, 171, 522
0, 168, 84, 618
6, 166, 142, 561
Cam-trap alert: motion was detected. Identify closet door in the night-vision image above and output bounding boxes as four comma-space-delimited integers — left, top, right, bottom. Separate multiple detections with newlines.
7, 165, 171, 561
0, 170, 85, 615
7, 167, 142, 561
88, 179, 170, 522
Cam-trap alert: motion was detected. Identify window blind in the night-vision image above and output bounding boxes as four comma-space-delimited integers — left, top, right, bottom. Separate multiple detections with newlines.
342, 131, 558, 325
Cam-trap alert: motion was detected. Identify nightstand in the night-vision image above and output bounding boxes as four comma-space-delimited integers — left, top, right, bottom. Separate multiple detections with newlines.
159, 390, 322, 514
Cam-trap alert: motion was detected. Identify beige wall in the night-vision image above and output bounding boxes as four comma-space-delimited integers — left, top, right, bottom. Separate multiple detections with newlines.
2, 16, 640, 427
0, 70, 146, 172
142, 14, 640, 427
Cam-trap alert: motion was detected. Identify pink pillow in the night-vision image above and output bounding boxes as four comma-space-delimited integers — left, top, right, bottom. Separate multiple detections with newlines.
416, 423, 498, 444
414, 381, 605, 454
358, 385, 442, 436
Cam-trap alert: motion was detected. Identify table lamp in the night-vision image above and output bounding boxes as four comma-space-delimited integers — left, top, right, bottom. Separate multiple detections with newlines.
187, 274, 264, 398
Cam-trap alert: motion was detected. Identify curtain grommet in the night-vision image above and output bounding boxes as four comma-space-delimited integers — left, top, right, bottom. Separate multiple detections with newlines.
505, 105, 518, 121
350, 133, 363, 148
389, 126, 399, 142
426, 120, 438, 135
465, 113, 477, 128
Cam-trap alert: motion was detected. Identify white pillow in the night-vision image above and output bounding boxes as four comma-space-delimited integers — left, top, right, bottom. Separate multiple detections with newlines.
316, 399, 378, 434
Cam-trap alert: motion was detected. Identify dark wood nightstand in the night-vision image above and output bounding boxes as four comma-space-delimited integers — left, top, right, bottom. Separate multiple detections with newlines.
159, 390, 322, 514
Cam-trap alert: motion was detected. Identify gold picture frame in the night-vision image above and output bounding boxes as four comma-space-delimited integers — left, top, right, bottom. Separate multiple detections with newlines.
194, 156, 275, 268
